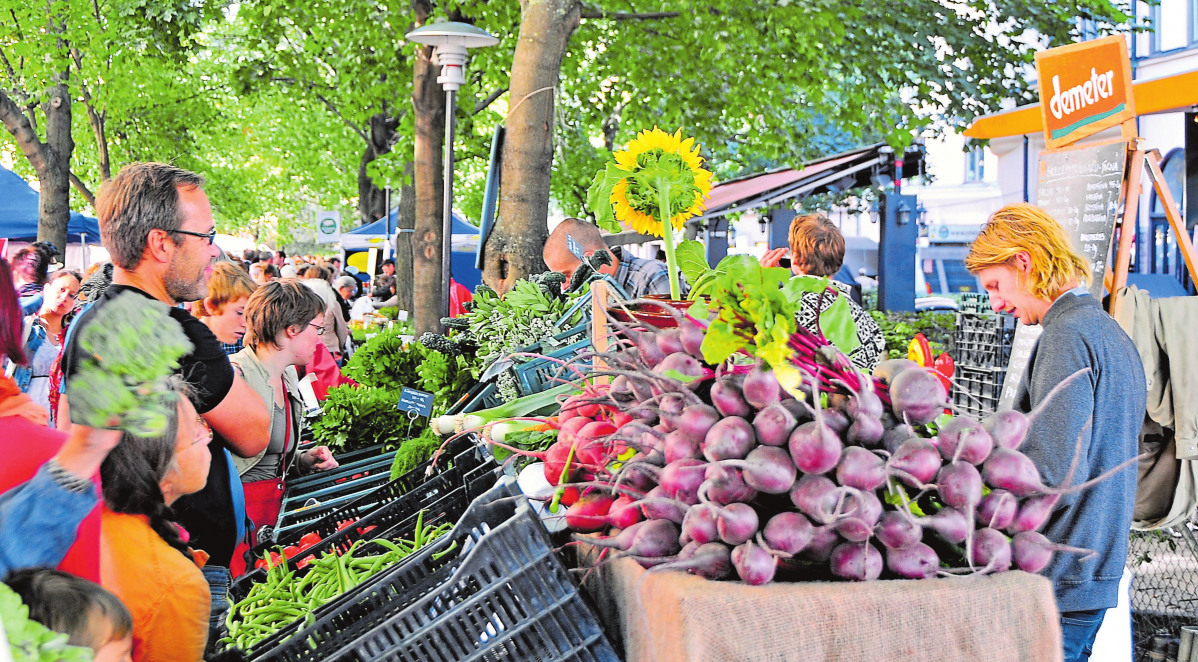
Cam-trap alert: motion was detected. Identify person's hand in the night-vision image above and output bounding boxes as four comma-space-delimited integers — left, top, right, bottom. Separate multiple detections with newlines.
54, 424, 124, 481
302, 446, 338, 472
759, 247, 789, 268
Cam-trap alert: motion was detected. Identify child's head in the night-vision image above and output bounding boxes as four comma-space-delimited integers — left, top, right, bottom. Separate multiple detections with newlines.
5, 568, 134, 662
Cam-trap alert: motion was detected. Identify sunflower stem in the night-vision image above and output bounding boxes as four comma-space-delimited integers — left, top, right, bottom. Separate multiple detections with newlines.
658, 181, 682, 300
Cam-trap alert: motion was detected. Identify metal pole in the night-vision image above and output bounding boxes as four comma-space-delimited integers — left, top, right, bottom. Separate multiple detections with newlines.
441, 88, 457, 318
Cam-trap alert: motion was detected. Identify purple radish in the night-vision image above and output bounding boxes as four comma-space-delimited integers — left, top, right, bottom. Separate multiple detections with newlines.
711, 378, 753, 418
665, 403, 720, 444
847, 388, 885, 420
888, 368, 948, 425
1006, 493, 1060, 534
977, 490, 1018, 529
790, 474, 840, 523
731, 541, 777, 585
742, 363, 781, 409
833, 490, 882, 542
677, 539, 701, 561
654, 541, 734, 580
885, 542, 939, 579
937, 461, 984, 511
626, 328, 666, 367
762, 512, 814, 555
970, 527, 1012, 572
836, 447, 887, 491
847, 415, 885, 446
882, 422, 917, 455
1011, 531, 1096, 573
788, 421, 843, 475
653, 352, 709, 388
982, 447, 1047, 497
753, 403, 798, 447
800, 526, 841, 563
681, 502, 721, 545
914, 507, 970, 544
679, 318, 707, 360
887, 438, 941, 487
639, 487, 689, 523
984, 409, 1030, 450
821, 408, 851, 434
716, 446, 797, 494
576, 519, 646, 552
655, 328, 685, 356
830, 541, 883, 581
875, 511, 923, 550
702, 416, 756, 461
716, 502, 759, 545
663, 429, 702, 464
581, 518, 681, 558
657, 394, 686, 428
608, 375, 639, 405
660, 459, 707, 504
872, 358, 919, 385
781, 398, 814, 422
938, 416, 994, 466
700, 465, 758, 505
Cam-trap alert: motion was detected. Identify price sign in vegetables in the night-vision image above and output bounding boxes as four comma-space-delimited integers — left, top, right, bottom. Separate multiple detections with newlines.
398, 387, 435, 418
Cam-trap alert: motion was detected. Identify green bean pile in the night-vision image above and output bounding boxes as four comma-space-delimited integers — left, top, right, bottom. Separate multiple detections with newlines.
223, 511, 455, 653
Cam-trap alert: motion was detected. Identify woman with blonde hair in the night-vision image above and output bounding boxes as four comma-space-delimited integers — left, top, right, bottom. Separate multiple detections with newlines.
965, 202, 1145, 662
193, 261, 257, 355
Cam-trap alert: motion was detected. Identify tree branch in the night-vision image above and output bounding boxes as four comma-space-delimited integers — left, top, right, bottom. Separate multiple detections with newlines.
311, 91, 369, 144
473, 86, 508, 115
579, 9, 680, 20
69, 171, 95, 206
0, 88, 47, 173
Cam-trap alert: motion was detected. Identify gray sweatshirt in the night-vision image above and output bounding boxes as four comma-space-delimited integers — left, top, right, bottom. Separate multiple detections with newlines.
1013, 292, 1146, 613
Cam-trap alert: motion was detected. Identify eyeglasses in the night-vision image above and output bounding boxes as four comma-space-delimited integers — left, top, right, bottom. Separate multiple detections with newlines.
171, 227, 217, 245
309, 323, 326, 336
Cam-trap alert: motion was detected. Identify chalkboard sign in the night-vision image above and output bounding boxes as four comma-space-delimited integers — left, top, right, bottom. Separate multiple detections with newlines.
998, 322, 1044, 410
398, 387, 435, 418
1036, 140, 1128, 297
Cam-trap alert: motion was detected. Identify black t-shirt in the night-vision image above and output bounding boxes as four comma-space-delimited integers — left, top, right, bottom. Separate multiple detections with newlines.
62, 284, 242, 567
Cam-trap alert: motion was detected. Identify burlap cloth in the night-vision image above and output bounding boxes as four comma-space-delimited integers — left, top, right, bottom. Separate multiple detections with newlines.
580, 556, 1062, 662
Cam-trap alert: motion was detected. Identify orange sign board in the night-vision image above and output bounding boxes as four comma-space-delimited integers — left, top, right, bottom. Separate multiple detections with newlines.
1035, 36, 1135, 149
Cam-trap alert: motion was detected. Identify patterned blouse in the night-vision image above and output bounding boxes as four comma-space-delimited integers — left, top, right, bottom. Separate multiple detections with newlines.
793, 278, 885, 372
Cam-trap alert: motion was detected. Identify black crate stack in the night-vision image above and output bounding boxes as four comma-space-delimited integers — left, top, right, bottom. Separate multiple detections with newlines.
952, 293, 1017, 419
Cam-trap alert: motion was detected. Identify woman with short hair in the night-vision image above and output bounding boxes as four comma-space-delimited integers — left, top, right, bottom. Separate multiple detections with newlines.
193, 261, 257, 355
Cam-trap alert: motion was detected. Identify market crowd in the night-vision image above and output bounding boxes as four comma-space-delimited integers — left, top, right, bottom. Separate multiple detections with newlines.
0, 162, 1144, 662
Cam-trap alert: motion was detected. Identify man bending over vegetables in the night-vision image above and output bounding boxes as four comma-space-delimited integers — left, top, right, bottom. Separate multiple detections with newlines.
965, 203, 1145, 662
59, 162, 272, 653
544, 218, 687, 299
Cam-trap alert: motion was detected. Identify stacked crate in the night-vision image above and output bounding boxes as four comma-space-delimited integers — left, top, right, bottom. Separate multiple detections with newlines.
952, 293, 1017, 419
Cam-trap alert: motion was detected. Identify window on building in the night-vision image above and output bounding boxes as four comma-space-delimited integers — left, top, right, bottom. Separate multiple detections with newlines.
964, 147, 985, 183
1077, 18, 1100, 41
1148, 148, 1186, 276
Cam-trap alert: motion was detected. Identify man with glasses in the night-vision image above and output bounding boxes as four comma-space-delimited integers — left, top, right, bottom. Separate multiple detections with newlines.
59, 162, 271, 653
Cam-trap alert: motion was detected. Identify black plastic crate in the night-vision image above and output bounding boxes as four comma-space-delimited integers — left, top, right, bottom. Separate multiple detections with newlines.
951, 365, 1006, 419
244, 478, 529, 661
249, 436, 487, 559
285, 450, 396, 498
953, 313, 1017, 368
340, 503, 619, 662
960, 292, 991, 315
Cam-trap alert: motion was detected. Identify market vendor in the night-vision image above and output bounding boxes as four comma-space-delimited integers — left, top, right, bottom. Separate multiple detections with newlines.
543, 218, 686, 299
965, 203, 1146, 662
761, 213, 883, 371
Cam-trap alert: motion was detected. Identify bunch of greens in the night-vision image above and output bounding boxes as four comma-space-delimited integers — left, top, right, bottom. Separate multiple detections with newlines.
342, 327, 476, 415
388, 426, 444, 479
868, 310, 956, 360
1, 583, 93, 661
68, 292, 193, 435
311, 385, 410, 453
491, 427, 556, 473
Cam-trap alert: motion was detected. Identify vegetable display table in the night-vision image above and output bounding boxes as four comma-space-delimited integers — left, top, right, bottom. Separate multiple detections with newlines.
582, 556, 1062, 662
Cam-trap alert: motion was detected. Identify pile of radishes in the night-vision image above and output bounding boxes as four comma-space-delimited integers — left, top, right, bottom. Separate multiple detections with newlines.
492, 314, 1100, 586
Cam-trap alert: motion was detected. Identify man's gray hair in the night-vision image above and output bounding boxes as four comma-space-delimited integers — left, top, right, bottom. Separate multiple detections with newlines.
96, 163, 205, 269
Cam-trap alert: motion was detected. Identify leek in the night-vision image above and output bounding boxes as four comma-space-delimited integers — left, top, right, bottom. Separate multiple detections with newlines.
432, 382, 576, 436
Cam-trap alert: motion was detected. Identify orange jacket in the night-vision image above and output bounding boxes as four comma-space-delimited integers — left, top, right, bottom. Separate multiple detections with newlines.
100, 508, 210, 662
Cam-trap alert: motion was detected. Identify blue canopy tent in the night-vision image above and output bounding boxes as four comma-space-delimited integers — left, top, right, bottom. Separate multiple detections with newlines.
0, 165, 100, 243
340, 211, 484, 291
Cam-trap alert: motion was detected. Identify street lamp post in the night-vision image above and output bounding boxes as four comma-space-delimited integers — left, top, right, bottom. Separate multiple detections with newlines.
406, 21, 498, 317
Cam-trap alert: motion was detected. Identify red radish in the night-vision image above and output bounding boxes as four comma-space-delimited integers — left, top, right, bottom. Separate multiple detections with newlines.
984, 410, 1030, 450
557, 416, 593, 445
700, 464, 758, 505
831, 541, 883, 581
702, 416, 756, 461
731, 540, 777, 585
1006, 493, 1060, 534
711, 378, 752, 418
875, 511, 922, 550
836, 447, 887, 491
977, 490, 1018, 529
716, 502, 760, 545
577, 419, 618, 447
888, 368, 948, 425
558, 395, 586, 423
970, 527, 1012, 572
565, 493, 617, 533
663, 429, 703, 464
1011, 531, 1096, 573
607, 494, 644, 530
753, 403, 798, 447
789, 474, 840, 523
716, 446, 797, 495
788, 421, 843, 475
742, 363, 781, 409
902, 507, 969, 544
885, 542, 939, 579
611, 411, 634, 429
887, 438, 941, 487
937, 461, 983, 511
544, 440, 580, 485
937, 416, 994, 466
762, 512, 814, 555
681, 502, 721, 545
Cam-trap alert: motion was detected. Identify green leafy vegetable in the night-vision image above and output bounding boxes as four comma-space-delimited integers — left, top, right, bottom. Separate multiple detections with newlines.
311, 386, 409, 454
1, 583, 94, 661
68, 292, 193, 436
388, 427, 444, 479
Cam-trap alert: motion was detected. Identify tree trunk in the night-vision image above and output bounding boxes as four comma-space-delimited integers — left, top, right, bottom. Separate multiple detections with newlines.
356, 113, 397, 225
483, 0, 581, 294
411, 0, 446, 336
39, 77, 72, 253
392, 160, 416, 315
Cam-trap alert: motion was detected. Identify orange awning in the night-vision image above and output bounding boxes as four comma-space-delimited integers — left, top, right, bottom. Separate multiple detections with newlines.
964, 69, 1198, 139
